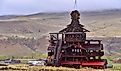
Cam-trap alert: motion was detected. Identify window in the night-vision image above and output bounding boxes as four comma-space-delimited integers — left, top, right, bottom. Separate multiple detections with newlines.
80, 49, 82, 52
72, 49, 74, 52
90, 50, 93, 52
72, 49, 81, 53
90, 57, 93, 59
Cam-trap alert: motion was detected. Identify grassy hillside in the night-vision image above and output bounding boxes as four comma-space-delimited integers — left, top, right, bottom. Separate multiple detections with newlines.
0, 9, 121, 57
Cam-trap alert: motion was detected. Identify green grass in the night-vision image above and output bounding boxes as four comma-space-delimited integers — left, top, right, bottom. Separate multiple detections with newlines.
0, 52, 47, 60
0, 55, 14, 60
102, 56, 119, 64
102, 56, 121, 70
109, 64, 121, 71
31, 52, 47, 59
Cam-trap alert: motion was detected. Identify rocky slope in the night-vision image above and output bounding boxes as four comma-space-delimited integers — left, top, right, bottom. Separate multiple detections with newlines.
0, 9, 121, 56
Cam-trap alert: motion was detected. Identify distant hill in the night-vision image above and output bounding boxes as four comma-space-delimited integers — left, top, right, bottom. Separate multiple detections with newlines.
0, 9, 121, 57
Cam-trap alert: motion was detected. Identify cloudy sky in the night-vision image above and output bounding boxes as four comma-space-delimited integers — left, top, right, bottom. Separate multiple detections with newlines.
0, 0, 121, 15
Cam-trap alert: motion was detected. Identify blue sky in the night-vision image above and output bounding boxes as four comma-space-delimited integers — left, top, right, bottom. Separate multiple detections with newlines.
0, 0, 121, 15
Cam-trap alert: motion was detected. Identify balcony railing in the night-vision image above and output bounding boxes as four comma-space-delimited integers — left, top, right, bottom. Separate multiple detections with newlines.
62, 51, 104, 57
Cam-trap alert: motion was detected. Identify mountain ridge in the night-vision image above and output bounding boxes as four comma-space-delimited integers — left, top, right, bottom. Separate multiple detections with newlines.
0, 9, 121, 56
1, 9, 121, 18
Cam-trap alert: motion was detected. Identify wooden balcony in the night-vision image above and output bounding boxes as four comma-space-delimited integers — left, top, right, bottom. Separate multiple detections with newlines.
83, 44, 103, 50
61, 51, 104, 57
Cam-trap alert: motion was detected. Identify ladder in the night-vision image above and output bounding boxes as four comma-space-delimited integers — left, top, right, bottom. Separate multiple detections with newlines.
53, 39, 62, 66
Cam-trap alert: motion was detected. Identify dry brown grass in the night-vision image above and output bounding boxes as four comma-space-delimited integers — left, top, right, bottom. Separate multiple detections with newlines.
0, 65, 112, 71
